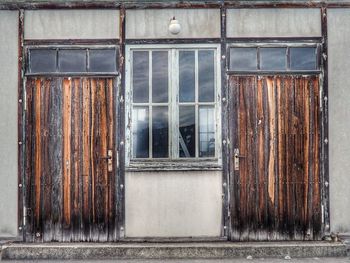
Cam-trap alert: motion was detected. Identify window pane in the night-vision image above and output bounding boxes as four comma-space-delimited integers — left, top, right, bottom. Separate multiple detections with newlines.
179, 106, 195, 158
179, 51, 195, 102
290, 47, 317, 70
199, 50, 215, 102
132, 107, 149, 158
30, 49, 57, 73
152, 51, 168, 103
230, 48, 257, 71
89, 49, 117, 72
133, 51, 149, 103
260, 48, 286, 71
152, 106, 169, 158
58, 49, 86, 72
199, 107, 215, 157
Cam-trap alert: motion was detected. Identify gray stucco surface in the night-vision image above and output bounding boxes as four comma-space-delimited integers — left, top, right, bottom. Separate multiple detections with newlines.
226, 8, 322, 37
24, 10, 119, 39
126, 9, 221, 39
328, 9, 350, 234
0, 11, 18, 237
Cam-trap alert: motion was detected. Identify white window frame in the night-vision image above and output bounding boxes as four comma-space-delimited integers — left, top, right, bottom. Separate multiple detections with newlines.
125, 44, 222, 168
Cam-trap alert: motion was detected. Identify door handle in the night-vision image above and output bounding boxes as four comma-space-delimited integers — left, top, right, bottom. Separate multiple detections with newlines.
100, 150, 113, 172
233, 148, 245, 171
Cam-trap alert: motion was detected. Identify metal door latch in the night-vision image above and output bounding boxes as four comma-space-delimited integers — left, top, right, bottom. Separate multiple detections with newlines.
234, 148, 245, 171
100, 150, 113, 172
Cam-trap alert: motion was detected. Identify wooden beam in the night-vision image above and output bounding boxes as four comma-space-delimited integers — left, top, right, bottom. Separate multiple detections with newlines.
320, 6, 330, 237
18, 8, 25, 242
2, 1, 350, 10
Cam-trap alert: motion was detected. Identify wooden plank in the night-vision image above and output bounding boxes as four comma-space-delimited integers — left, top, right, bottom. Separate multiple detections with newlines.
42, 78, 52, 242
106, 78, 116, 241
82, 78, 91, 241
33, 78, 42, 240
24, 79, 34, 241
71, 78, 82, 241
62, 78, 72, 240
49, 78, 63, 241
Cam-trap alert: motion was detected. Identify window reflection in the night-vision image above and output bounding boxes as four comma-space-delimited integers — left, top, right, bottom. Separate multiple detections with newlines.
260, 48, 286, 71
152, 51, 168, 103
132, 107, 149, 158
58, 49, 86, 72
230, 48, 257, 71
30, 49, 57, 73
290, 47, 316, 70
199, 50, 215, 102
179, 51, 195, 102
133, 51, 149, 103
152, 106, 169, 158
179, 106, 196, 158
199, 107, 215, 157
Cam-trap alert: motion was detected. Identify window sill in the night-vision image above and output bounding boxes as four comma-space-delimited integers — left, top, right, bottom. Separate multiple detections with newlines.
126, 160, 222, 172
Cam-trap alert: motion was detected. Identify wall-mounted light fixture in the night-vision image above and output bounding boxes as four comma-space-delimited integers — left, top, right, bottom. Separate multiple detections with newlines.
169, 16, 181, 35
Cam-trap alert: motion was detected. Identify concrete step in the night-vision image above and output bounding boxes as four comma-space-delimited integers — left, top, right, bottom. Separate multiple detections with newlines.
0, 241, 347, 260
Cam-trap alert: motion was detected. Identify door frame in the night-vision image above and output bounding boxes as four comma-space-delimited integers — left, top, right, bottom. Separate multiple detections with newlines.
19, 41, 123, 241
225, 39, 329, 240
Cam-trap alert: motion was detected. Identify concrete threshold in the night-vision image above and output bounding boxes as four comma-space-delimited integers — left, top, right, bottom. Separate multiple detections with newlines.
0, 241, 347, 260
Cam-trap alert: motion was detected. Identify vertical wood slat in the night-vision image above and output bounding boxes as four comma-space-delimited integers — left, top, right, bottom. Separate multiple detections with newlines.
229, 75, 321, 241
25, 77, 116, 242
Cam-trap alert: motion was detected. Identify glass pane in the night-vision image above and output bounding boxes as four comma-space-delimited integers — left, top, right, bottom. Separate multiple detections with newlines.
199, 50, 215, 102
179, 51, 195, 102
230, 48, 257, 71
152, 106, 169, 158
179, 106, 195, 158
89, 49, 117, 72
132, 107, 149, 158
290, 47, 317, 70
30, 49, 57, 73
199, 107, 215, 157
260, 48, 287, 71
152, 51, 168, 103
133, 51, 149, 103
58, 49, 86, 72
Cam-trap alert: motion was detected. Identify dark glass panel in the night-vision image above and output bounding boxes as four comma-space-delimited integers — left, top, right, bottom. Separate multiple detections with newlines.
132, 107, 149, 158
152, 106, 169, 158
30, 49, 57, 73
198, 50, 215, 102
58, 49, 86, 72
133, 51, 149, 103
230, 47, 257, 71
152, 51, 169, 103
179, 51, 195, 102
290, 47, 317, 70
199, 106, 215, 157
260, 48, 287, 71
179, 106, 195, 158
89, 49, 117, 72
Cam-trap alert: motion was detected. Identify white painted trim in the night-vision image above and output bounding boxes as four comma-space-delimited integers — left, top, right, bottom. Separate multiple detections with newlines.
125, 44, 222, 167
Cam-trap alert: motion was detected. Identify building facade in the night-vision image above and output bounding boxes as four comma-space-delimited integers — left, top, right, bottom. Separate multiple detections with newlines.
0, 0, 349, 242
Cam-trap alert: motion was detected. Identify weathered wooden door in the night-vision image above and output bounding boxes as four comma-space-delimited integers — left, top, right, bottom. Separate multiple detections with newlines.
24, 77, 119, 242
228, 75, 322, 241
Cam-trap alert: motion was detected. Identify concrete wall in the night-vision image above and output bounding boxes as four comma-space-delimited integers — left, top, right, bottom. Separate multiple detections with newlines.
24, 10, 119, 39
328, 9, 350, 234
125, 171, 222, 237
0, 10, 18, 237
126, 9, 221, 39
226, 8, 321, 37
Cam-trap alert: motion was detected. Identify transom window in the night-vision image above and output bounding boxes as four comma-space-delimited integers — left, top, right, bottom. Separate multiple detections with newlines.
127, 46, 220, 161
26, 46, 118, 75
229, 44, 319, 72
